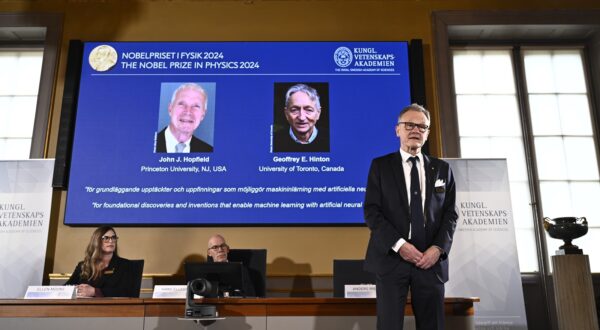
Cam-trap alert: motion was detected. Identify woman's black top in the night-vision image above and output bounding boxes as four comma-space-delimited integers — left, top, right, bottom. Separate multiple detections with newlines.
65, 255, 138, 297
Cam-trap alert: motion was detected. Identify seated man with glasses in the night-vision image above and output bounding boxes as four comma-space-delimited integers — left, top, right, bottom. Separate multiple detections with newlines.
65, 226, 140, 297
206, 234, 256, 296
207, 234, 230, 262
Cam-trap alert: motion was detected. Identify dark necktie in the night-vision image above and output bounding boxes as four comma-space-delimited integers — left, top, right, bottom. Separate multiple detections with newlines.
408, 157, 426, 251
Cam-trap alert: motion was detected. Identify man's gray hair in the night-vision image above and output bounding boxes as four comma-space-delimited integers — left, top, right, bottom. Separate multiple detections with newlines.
398, 103, 430, 122
170, 83, 208, 109
285, 84, 321, 111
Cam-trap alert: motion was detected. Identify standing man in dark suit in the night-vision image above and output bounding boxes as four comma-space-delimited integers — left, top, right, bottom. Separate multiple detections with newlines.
364, 104, 458, 330
155, 83, 213, 153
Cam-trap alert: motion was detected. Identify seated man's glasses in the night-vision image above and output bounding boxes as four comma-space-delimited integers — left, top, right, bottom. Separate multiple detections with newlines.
101, 235, 118, 242
208, 243, 229, 251
397, 121, 429, 133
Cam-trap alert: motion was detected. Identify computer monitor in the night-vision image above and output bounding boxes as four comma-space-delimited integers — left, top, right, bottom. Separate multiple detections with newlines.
184, 262, 246, 298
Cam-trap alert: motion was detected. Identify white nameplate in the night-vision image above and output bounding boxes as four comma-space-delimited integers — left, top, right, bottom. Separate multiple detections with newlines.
152, 285, 203, 299
152, 285, 188, 299
344, 284, 376, 298
24, 286, 76, 299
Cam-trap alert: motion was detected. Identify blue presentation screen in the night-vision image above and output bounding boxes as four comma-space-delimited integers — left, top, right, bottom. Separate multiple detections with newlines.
64, 41, 411, 225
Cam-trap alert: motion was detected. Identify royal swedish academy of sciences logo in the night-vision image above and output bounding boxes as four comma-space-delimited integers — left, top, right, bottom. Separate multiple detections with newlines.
333, 47, 353, 68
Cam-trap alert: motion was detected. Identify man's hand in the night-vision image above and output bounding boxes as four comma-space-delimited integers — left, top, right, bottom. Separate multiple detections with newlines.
398, 242, 424, 264
415, 246, 441, 269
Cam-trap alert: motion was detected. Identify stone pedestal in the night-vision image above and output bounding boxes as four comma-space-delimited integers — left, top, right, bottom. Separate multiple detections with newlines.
552, 254, 599, 330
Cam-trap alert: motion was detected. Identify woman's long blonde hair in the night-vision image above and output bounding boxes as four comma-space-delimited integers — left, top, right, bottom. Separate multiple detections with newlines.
80, 226, 119, 281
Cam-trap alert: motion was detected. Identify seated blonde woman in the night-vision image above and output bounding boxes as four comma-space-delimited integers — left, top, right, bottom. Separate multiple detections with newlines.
66, 226, 140, 297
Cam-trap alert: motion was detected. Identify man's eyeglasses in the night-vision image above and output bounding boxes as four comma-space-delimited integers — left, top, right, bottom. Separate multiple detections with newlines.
208, 243, 229, 251
397, 121, 429, 133
101, 235, 118, 242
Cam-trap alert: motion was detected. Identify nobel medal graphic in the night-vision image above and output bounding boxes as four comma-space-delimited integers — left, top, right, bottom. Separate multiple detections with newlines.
89, 45, 118, 72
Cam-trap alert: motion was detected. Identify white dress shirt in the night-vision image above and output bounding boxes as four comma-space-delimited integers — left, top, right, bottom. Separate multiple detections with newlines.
165, 126, 192, 153
392, 148, 426, 252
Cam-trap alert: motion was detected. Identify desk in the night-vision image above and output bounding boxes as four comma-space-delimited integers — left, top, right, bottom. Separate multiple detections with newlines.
0, 297, 478, 330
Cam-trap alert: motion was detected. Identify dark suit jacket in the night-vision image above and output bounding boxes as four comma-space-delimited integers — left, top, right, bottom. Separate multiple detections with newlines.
155, 127, 213, 153
65, 255, 139, 297
363, 151, 458, 282
272, 128, 329, 152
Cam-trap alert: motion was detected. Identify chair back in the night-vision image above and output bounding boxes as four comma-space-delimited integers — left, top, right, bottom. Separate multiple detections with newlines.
128, 259, 145, 298
228, 249, 267, 297
333, 259, 375, 298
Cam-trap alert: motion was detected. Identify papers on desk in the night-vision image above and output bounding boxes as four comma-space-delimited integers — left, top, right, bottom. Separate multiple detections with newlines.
344, 284, 376, 298
24, 286, 76, 299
